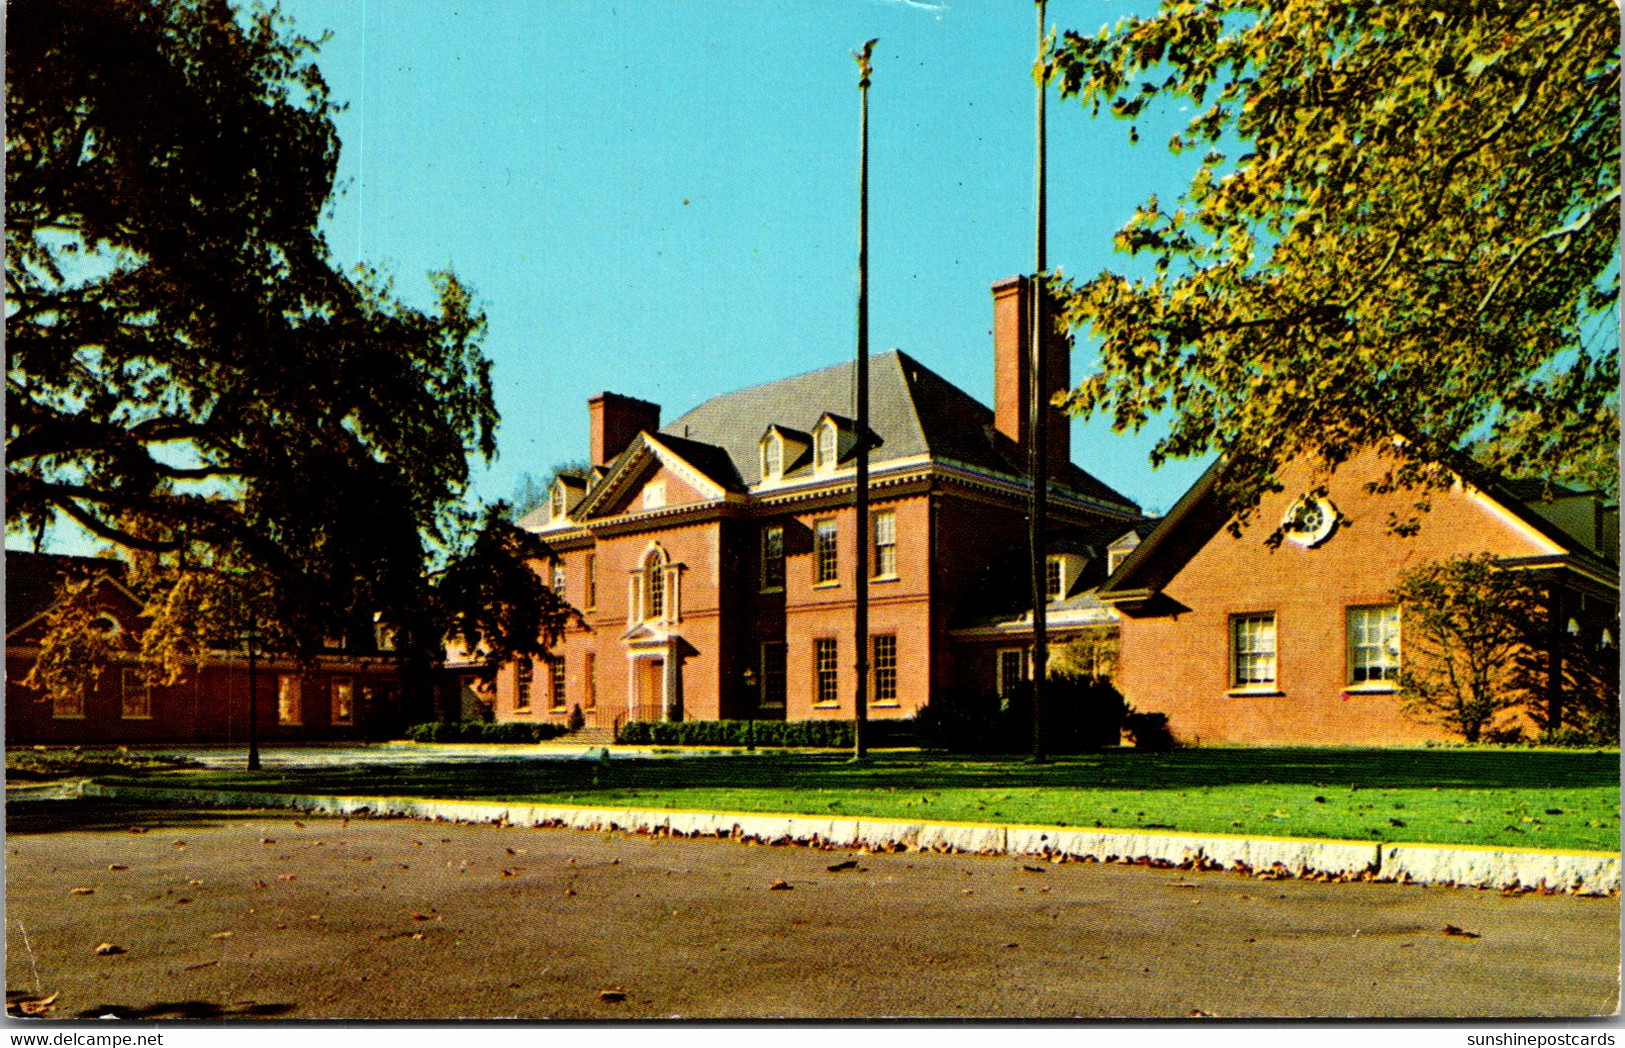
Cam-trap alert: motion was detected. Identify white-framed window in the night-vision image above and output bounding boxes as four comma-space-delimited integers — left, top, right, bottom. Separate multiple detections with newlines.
872, 634, 898, 705
761, 525, 785, 591
643, 481, 666, 511
814, 519, 838, 585
996, 647, 1031, 698
552, 560, 567, 596
330, 677, 355, 726
1231, 613, 1277, 688
277, 675, 303, 725
373, 615, 397, 652
515, 660, 532, 711
761, 435, 783, 481
53, 686, 87, 719
814, 638, 839, 705
760, 642, 787, 709
121, 668, 152, 720
814, 422, 837, 472
872, 510, 897, 579
1045, 556, 1064, 601
549, 659, 567, 711
1347, 605, 1400, 685
643, 549, 667, 621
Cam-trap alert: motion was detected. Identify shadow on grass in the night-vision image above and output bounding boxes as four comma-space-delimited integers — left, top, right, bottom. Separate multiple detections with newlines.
130, 746, 1621, 802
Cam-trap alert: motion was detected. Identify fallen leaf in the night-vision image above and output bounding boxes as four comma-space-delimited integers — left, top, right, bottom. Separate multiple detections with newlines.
277, 874, 297, 882
565, 888, 578, 897
94, 942, 125, 956
1443, 925, 1481, 939
410, 912, 432, 921
1190, 1009, 1217, 1017
1021, 865, 1047, 874
260, 838, 277, 846
171, 840, 187, 849
15, 992, 59, 1015
769, 879, 793, 891
108, 864, 128, 872
293, 821, 306, 829
599, 989, 627, 1003
500, 868, 517, 878
175, 898, 192, 905
826, 859, 860, 872
187, 879, 204, 886
211, 931, 233, 939
69, 887, 94, 895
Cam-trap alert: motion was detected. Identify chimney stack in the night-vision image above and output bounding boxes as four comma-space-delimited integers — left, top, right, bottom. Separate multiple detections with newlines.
991, 276, 1070, 476
588, 392, 661, 467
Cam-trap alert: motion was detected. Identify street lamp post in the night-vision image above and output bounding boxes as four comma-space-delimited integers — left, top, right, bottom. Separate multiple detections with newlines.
240, 628, 264, 771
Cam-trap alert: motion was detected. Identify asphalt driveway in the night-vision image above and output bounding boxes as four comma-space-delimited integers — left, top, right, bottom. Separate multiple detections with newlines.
5, 799, 1618, 1019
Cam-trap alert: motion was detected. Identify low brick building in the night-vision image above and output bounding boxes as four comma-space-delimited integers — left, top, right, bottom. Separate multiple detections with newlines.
6, 551, 404, 745
1098, 451, 1619, 745
492, 277, 1145, 732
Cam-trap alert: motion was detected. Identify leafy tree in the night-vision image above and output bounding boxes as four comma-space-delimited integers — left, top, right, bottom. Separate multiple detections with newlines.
1390, 554, 1541, 743
1050, 0, 1619, 527
7, 0, 567, 715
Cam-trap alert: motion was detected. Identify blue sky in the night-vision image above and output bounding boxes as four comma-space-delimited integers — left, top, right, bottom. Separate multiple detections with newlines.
273, 0, 1213, 518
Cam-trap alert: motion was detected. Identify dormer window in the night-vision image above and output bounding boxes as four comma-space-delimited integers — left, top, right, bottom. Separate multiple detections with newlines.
549, 483, 566, 521
762, 434, 783, 481
1045, 556, 1064, 601
814, 421, 837, 473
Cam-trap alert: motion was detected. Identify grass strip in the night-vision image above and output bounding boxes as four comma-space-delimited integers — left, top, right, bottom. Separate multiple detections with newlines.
95, 746, 1623, 852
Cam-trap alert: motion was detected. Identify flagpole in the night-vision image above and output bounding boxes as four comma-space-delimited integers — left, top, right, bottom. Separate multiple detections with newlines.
1029, 0, 1050, 762
853, 39, 877, 761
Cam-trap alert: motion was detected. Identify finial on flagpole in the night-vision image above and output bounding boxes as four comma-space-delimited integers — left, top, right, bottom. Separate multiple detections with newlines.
854, 38, 877, 88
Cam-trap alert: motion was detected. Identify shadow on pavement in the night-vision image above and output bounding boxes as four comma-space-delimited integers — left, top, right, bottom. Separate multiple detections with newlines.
69, 1000, 296, 1020
4, 798, 271, 836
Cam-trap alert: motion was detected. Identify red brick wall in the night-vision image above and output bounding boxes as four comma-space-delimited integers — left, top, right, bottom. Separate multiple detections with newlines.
6, 652, 401, 746
1116, 452, 1567, 745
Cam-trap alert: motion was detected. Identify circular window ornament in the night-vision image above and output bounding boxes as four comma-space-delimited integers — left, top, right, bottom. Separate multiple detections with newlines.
1282, 495, 1337, 548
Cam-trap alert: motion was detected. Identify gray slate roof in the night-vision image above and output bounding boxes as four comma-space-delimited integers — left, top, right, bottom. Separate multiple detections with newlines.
661, 350, 1137, 511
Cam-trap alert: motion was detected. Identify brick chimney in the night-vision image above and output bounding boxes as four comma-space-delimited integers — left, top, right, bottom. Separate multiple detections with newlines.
992, 276, 1071, 476
589, 392, 661, 467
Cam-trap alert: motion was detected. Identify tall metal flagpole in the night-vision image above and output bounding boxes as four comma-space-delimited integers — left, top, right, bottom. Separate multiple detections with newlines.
853, 39, 877, 761
1028, 0, 1050, 762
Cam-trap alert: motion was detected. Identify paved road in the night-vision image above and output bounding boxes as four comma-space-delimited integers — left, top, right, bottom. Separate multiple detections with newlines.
5, 799, 1618, 1019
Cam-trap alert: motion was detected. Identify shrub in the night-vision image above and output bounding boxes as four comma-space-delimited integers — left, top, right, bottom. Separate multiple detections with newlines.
1121, 710, 1176, 751
567, 704, 586, 732
913, 678, 1126, 754
403, 720, 569, 744
613, 719, 916, 748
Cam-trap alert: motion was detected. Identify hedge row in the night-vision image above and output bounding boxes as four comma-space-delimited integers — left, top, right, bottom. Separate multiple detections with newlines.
403, 720, 571, 744
614, 718, 917, 748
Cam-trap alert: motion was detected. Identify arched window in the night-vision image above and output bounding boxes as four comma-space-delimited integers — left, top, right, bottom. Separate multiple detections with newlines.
643, 548, 667, 622
814, 422, 837, 472
761, 435, 783, 481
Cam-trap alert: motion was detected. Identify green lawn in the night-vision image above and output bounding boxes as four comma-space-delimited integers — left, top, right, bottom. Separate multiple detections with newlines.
100, 747, 1623, 852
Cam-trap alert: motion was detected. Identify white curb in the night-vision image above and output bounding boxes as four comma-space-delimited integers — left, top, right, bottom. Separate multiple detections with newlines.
73, 782, 1619, 895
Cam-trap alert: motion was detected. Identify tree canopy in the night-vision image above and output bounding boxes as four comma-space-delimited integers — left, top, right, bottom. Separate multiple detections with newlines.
6, 0, 566, 705
1050, 0, 1619, 526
